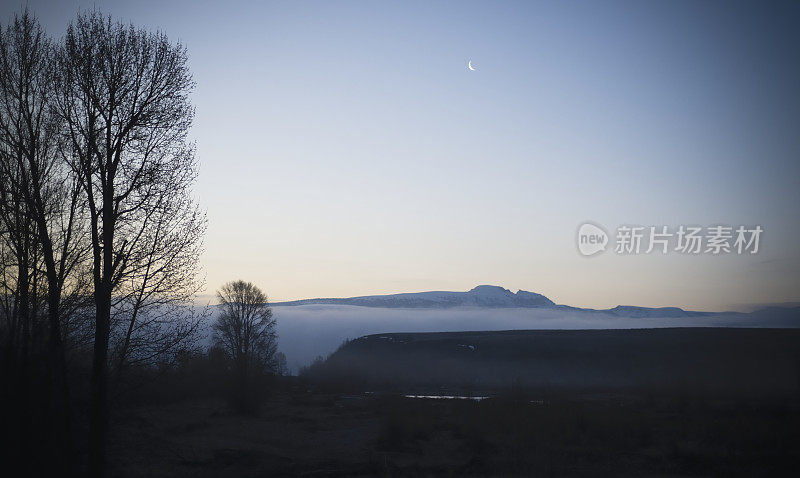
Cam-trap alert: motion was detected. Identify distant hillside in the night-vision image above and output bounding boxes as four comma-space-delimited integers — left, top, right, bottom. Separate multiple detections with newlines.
306, 328, 800, 396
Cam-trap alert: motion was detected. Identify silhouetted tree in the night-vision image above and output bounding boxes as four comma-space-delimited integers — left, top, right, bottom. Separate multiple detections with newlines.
213, 280, 279, 412
53, 12, 202, 477
0, 10, 88, 474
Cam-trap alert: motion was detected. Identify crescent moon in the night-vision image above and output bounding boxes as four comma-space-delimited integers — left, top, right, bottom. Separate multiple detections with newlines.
468, 60, 476, 71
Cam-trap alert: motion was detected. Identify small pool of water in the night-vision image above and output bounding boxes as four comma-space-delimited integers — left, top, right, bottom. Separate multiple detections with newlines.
403, 394, 490, 401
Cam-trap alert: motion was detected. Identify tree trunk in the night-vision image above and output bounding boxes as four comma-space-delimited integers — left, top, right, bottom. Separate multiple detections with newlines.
89, 180, 116, 478
88, 289, 111, 478
17, 246, 33, 468
47, 292, 74, 475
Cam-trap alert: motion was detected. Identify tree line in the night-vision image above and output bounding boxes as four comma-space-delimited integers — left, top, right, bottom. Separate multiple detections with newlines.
0, 9, 208, 477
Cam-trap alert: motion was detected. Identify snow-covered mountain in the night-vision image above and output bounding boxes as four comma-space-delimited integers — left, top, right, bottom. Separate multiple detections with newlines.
272, 285, 727, 317
273, 285, 555, 309
271, 284, 800, 320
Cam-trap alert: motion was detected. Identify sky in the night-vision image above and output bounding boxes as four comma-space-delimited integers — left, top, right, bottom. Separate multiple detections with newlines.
4, 0, 799, 311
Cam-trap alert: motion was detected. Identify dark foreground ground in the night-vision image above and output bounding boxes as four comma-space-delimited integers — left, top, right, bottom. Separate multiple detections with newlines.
110, 386, 799, 477
108, 328, 800, 476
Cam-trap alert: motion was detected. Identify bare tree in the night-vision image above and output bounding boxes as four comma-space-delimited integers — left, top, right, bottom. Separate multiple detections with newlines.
0, 10, 88, 473
107, 166, 207, 378
213, 280, 279, 410
53, 12, 204, 477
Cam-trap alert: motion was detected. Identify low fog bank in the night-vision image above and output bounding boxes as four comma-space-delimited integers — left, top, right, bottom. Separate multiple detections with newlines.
246, 305, 797, 373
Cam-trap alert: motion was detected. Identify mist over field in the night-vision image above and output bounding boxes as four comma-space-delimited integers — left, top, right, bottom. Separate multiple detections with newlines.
243, 305, 798, 373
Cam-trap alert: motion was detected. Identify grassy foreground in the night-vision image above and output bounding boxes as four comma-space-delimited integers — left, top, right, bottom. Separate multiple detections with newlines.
110, 384, 799, 477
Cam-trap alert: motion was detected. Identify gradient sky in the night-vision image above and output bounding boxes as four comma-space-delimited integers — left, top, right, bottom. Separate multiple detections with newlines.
5, 0, 800, 311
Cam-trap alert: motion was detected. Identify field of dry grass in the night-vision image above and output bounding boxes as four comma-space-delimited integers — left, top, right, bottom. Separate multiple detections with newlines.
107, 384, 800, 477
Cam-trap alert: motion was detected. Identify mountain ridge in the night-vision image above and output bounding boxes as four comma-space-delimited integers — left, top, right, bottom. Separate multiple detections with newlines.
273, 285, 554, 309
270, 284, 741, 317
